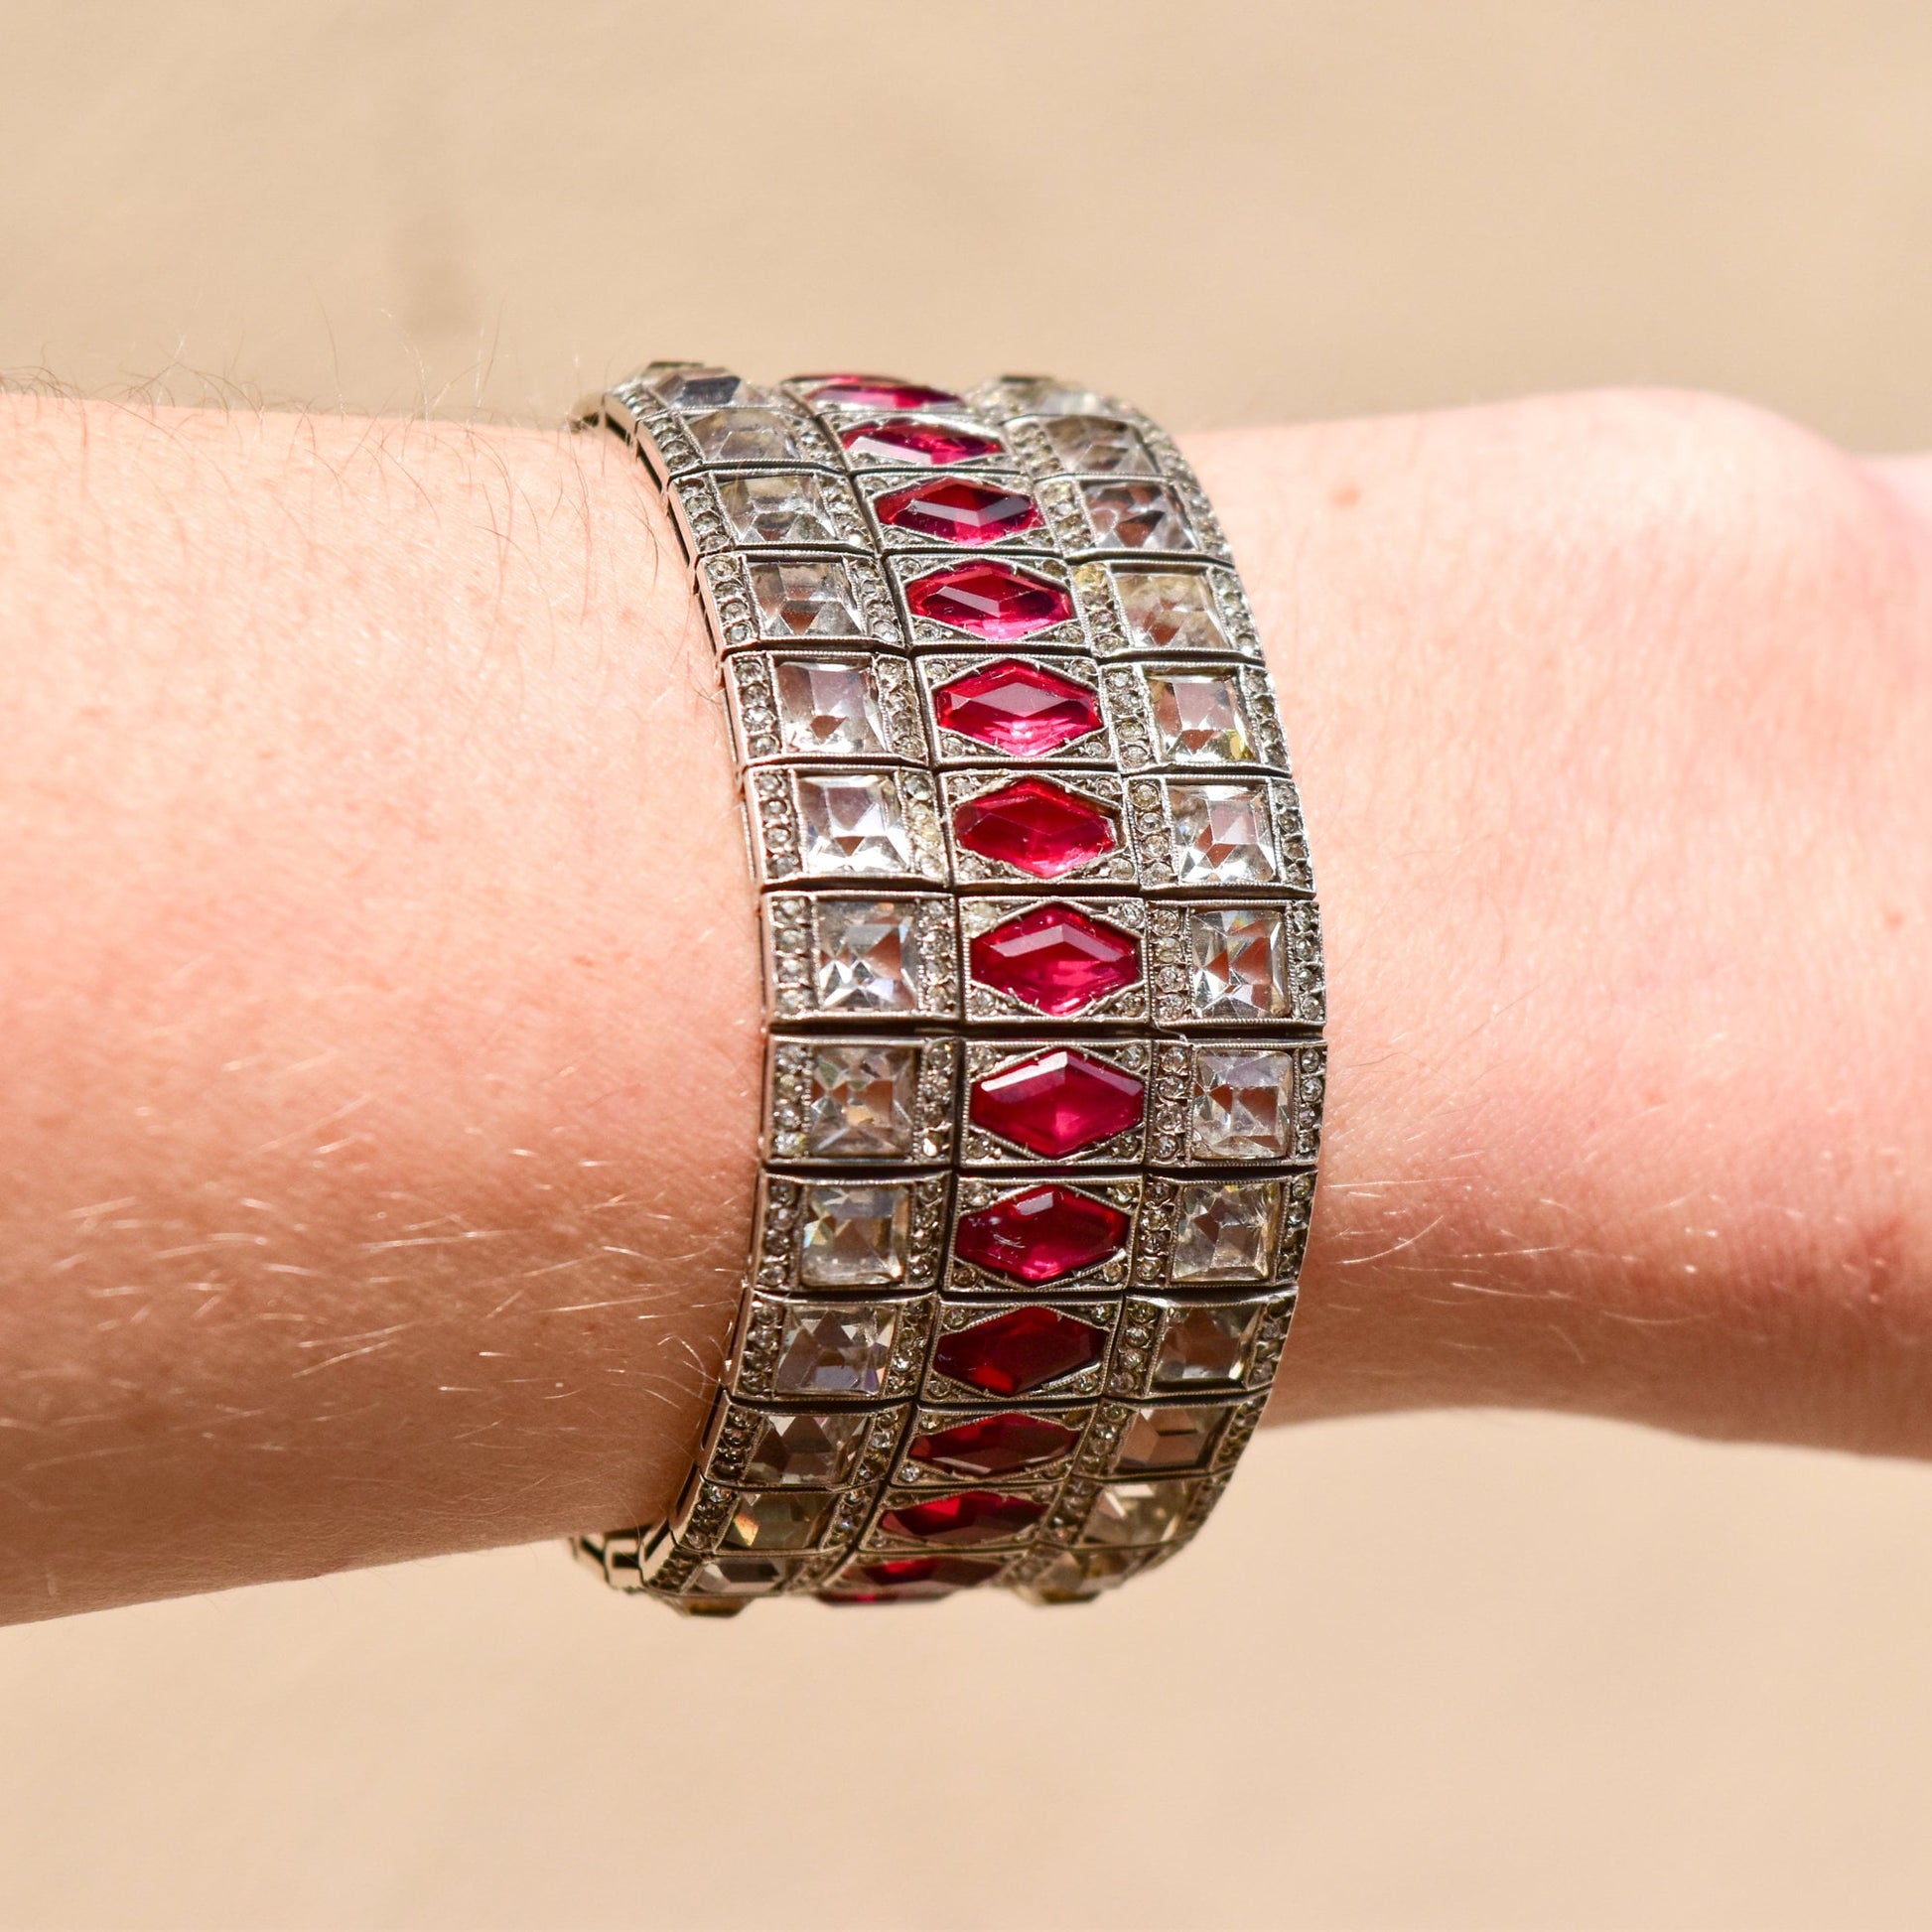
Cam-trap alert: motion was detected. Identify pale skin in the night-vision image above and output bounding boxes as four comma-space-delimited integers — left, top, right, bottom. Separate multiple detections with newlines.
0, 389, 1926, 1624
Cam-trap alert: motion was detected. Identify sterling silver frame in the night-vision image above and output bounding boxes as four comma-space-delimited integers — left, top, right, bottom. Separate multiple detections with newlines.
571, 365, 1324, 1613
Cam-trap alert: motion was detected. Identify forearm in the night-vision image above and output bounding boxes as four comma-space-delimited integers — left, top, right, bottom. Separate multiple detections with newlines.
0, 391, 1926, 1622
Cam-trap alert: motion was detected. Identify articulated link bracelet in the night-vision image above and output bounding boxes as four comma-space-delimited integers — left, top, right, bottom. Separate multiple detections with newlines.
571, 366, 1324, 1614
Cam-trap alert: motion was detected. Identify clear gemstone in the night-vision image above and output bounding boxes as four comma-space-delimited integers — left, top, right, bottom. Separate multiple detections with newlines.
1025, 1547, 1142, 1599
953, 1182, 1131, 1285
812, 899, 921, 1012
773, 660, 889, 756
1083, 1478, 1194, 1546
795, 773, 913, 876
1041, 415, 1159, 476
1168, 782, 1279, 885
934, 1305, 1108, 1397
1172, 1180, 1284, 1283
1006, 378, 1110, 415
724, 1490, 835, 1552
907, 1413, 1080, 1479
774, 1305, 898, 1396
969, 902, 1141, 1017
932, 658, 1102, 757
689, 1555, 786, 1594
747, 560, 866, 639
718, 473, 845, 545
1081, 481, 1196, 550
875, 477, 1042, 544
904, 561, 1072, 639
879, 1490, 1047, 1547
1147, 673, 1253, 761
969, 1047, 1145, 1158
1192, 1048, 1299, 1160
798, 1181, 911, 1287
804, 1044, 919, 1159
685, 407, 805, 464
1153, 1303, 1263, 1389
952, 774, 1119, 879
654, 367, 770, 410
1187, 906, 1289, 1018
1113, 569, 1232, 652
840, 418, 1002, 466
744, 1410, 872, 1486
1115, 1403, 1228, 1473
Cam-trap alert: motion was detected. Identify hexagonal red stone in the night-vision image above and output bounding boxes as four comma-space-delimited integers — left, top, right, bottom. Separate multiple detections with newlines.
955, 1183, 1131, 1285
935, 1305, 1108, 1397
933, 658, 1102, 758
840, 417, 1001, 467
904, 561, 1074, 641
805, 374, 964, 410
825, 1555, 1005, 1602
969, 1047, 1145, 1158
907, 1412, 1081, 1478
952, 775, 1119, 879
879, 1490, 1047, 1547
970, 902, 1140, 1017
875, 477, 1042, 544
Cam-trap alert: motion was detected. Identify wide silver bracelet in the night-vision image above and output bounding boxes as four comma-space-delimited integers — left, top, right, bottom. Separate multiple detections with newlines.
571, 366, 1324, 1613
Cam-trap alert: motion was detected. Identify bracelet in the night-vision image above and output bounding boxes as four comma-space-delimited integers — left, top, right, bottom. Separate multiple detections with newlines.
571, 366, 1324, 1613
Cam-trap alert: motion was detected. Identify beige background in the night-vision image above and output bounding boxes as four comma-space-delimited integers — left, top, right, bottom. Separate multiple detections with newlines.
3, 3, 1932, 1927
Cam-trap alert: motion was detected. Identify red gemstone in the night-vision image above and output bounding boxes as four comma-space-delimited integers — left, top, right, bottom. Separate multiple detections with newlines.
935, 1305, 1108, 1397
875, 477, 1042, 545
806, 374, 964, 411
952, 775, 1119, 879
879, 1490, 1047, 1547
826, 1555, 1006, 1601
955, 1183, 1131, 1285
904, 561, 1074, 640
933, 658, 1102, 758
970, 903, 1141, 1016
840, 417, 1001, 467
908, 1412, 1081, 1477
970, 1047, 1145, 1157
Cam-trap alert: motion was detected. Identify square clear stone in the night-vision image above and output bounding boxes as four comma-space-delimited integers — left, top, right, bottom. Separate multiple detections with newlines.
1112, 569, 1232, 652
1114, 1402, 1229, 1473
1082, 1477, 1195, 1547
1187, 906, 1289, 1019
774, 1304, 899, 1397
1172, 1180, 1284, 1283
1008, 379, 1111, 416
1147, 672, 1253, 762
1026, 1547, 1142, 1598
689, 1554, 787, 1595
796, 773, 913, 876
1081, 481, 1196, 551
805, 1043, 919, 1159
718, 473, 845, 545
1153, 1303, 1263, 1388
798, 1180, 912, 1288
812, 899, 921, 1012
723, 1489, 835, 1552
747, 560, 867, 639
774, 659, 889, 757
1168, 782, 1279, 885
1041, 414, 1159, 477
1192, 1048, 1299, 1160
686, 407, 807, 465
744, 1410, 873, 1487
653, 367, 772, 410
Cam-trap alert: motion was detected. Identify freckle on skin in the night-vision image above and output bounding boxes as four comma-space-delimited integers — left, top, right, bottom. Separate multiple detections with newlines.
1330, 483, 1361, 507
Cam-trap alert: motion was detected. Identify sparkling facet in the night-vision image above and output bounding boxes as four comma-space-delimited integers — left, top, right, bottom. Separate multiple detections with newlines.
1168, 781, 1279, 885
1115, 1403, 1228, 1473
747, 560, 866, 639
1081, 480, 1196, 551
969, 1047, 1145, 1158
1153, 1303, 1263, 1389
970, 903, 1140, 1017
907, 1412, 1080, 1479
689, 1555, 785, 1595
805, 374, 964, 410
880, 1490, 1047, 1547
840, 417, 1001, 466
833, 1555, 1004, 1599
1147, 672, 1253, 761
1113, 569, 1232, 652
718, 473, 844, 546
1007, 378, 1110, 415
798, 1181, 911, 1287
774, 1305, 898, 1396
876, 477, 1042, 544
935, 1305, 1108, 1397
804, 1043, 919, 1159
724, 1489, 835, 1552
655, 367, 769, 410
686, 407, 805, 464
796, 773, 913, 876
1187, 906, 1289, 1019
812, 899, 921, 1013
904, 561, 1073, 640
952, 775, 1119, 880
773, 659, 889, 757
932, 658, 1102, 758
1192, 1048, 1299, 1160
954, 1183, 1130, 1285
745, 1410, 872, 1487
1041, 415, 1159, 476
1083, 1477, 1194, 1546
1025, 1547, 1142, 1599
1171, 1180, 1284, 1283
